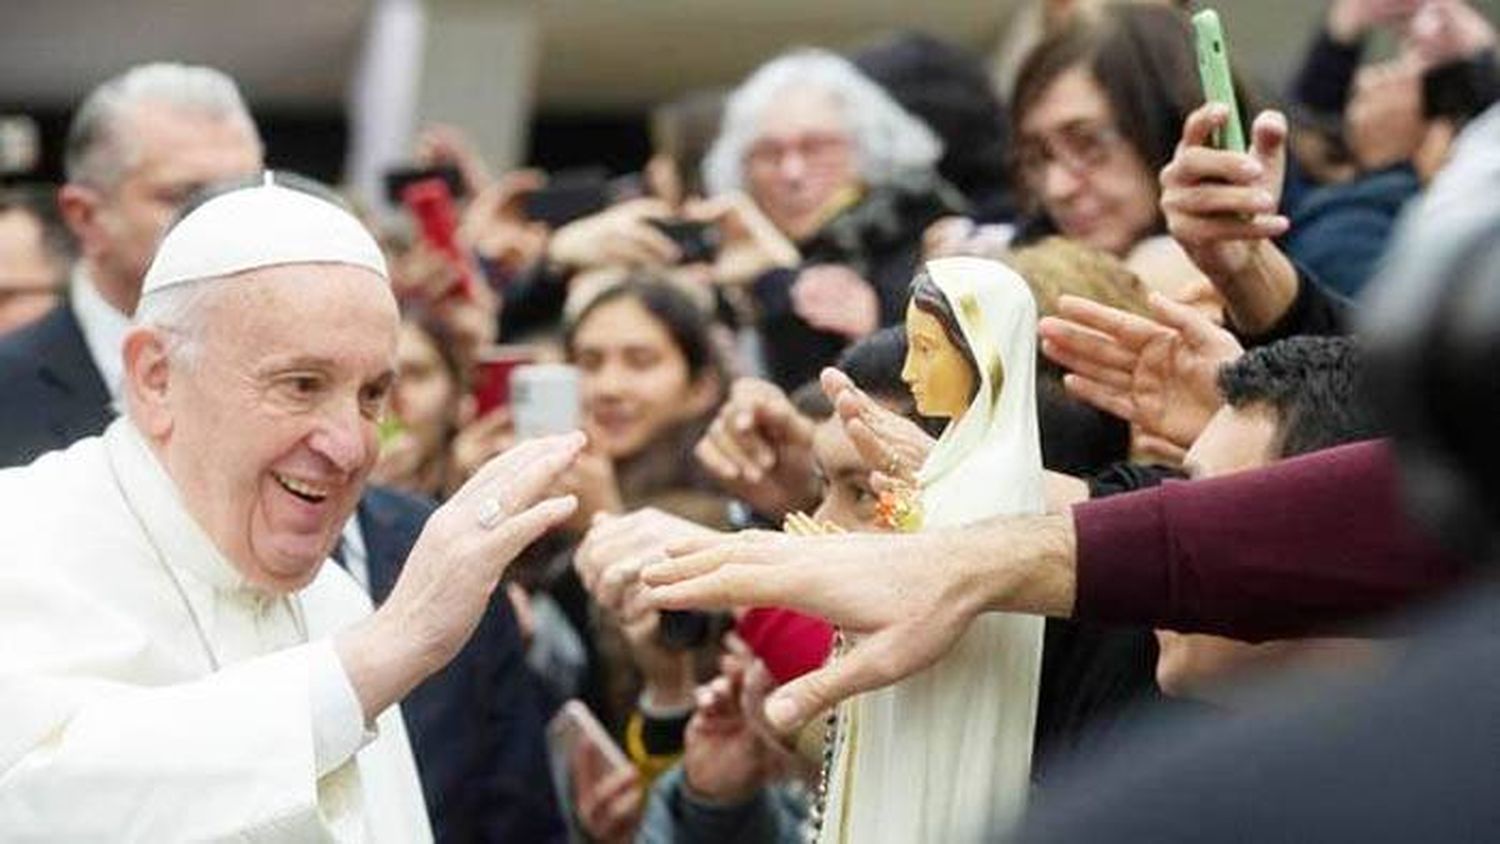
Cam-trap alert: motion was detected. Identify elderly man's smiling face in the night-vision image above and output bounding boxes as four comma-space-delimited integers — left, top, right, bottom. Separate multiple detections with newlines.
144, 263, 398, 592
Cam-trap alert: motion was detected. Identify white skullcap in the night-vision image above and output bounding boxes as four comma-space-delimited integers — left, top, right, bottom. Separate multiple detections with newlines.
141, 172, 388, 296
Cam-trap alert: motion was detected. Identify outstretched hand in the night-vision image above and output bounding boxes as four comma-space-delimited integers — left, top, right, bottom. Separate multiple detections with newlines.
1039, 292, 1243, 449
820, 368, 934, 488
641, 528, 987, 735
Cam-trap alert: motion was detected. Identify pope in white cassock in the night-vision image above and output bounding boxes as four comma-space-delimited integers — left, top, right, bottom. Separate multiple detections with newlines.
0, 175, 585, 840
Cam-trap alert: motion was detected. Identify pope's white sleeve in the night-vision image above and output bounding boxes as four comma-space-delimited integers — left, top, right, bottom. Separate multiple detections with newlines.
308, 637, 377, 776
1, 642, 346, 840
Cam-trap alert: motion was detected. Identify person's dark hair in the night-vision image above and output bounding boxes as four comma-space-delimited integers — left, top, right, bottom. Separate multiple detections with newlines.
649, 90, 726, 201
908, 269, 981, 405
1218, 336, 1381, 459
399, 303, 470, 392
0, 184, 76, 270
1010, 5, 1235, 219
853, 31, 1015, 219
564, 276, 726, 389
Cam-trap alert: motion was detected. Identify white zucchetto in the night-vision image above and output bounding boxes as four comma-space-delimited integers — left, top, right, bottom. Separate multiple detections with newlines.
140, 172, 388, 296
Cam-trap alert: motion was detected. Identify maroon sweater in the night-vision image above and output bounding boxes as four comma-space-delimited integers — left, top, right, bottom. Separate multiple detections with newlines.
1072, 439, 1464, 641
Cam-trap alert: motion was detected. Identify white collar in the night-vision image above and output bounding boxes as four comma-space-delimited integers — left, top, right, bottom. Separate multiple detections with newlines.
69, 264, 133, 404
103, 416, 253, 594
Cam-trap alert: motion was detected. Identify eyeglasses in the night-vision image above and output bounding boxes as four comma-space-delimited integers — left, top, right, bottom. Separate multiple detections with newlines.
1014, 121, 1125, 186
745, 132, 852, 173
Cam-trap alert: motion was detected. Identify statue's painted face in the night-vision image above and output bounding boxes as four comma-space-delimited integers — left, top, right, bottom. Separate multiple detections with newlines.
901, 301, 975, 420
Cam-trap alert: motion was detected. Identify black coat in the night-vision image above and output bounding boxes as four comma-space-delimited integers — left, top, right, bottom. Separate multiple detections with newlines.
0, 303, 114, 468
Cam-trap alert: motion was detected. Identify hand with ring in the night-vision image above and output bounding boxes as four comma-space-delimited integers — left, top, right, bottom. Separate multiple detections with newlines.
336, 431, 586, 721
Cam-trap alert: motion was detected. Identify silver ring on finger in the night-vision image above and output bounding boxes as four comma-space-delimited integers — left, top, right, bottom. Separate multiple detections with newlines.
476, 496, 505, 529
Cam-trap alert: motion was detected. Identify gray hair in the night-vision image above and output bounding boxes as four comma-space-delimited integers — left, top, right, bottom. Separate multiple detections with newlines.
65, 63, 262, 190
702, 48, 942, 196
131, 276, 221, 366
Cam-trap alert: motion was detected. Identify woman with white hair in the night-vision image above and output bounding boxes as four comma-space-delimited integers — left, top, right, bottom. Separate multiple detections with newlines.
696, 48, 965, 390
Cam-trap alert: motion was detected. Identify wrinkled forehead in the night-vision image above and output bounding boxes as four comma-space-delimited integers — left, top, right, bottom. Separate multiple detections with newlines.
198, 262, 398, 360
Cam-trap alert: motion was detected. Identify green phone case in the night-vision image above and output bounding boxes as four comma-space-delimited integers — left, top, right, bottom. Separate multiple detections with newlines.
1193, 9, 1247, 153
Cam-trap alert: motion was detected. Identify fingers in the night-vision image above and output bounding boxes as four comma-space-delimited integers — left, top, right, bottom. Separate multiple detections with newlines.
1055, 294, 1166, 351
760, 629, 911, 734
1146, 292, 1243, 357
1061, 373, 1137, 424
463, 431, 586, 513
480, 495, 579, 574
1037, 319, 1137, 391
820, 366, 856, 400
1179, 102, 1231, 151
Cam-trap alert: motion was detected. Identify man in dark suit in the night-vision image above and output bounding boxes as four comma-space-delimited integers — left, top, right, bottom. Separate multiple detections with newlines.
0, 62, 565, 841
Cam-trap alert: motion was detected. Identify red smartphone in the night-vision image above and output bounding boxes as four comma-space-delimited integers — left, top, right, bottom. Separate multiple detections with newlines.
547, 700, 632, 804
472, 345, 538, 417
400, 177, 475, 301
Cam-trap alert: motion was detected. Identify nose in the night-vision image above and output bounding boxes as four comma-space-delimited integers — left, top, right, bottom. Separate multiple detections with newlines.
777, 149, 808, 185
1041, 159, 1083, 203
308, 398, 372, 474
590, 358, 629, 401
900, 351, 918, 387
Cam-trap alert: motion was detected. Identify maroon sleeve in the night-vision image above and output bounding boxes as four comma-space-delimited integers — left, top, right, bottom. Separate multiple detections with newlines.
1072, 439, 1463, 641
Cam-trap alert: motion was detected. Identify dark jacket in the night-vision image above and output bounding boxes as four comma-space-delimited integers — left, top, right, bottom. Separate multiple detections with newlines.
752, 174, 965, 390
357, 488, 567, 843
1285, 166, 1422, 299
0, 303, 114, 468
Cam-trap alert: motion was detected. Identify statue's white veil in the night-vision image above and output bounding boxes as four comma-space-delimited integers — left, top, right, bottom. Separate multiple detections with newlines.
821, 256, 1045, 842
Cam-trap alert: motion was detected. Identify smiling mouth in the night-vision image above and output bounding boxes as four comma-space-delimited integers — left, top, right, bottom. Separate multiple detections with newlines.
272, 472, 331, 505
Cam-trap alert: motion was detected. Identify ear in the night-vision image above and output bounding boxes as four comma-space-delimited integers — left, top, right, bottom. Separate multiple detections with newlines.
454, 392, 477, 427
122, 328, 176, 441
56, 183, 108, 260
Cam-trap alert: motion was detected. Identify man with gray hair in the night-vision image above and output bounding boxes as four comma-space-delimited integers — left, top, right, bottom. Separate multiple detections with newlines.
0, 175, 585, 840
0, 62, 261, 465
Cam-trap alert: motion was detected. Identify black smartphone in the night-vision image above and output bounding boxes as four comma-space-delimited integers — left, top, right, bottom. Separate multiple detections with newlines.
383, 163, 467, 206
521, 169, 612, 227
647, 218, 720, 264
1422, 56, 1497, 122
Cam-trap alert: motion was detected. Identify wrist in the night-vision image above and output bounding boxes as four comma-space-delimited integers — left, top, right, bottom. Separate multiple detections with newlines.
1221, 241, 1298, 337
969, 514, 1077, 618
334, 611, 429, 723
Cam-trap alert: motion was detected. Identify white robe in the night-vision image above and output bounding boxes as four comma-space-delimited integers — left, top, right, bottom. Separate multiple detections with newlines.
0, 419, 431, 841
822, 257, 1045, 842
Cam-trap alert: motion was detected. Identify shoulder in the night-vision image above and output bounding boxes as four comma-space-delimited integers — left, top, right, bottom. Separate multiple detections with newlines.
0, 305, 75, 378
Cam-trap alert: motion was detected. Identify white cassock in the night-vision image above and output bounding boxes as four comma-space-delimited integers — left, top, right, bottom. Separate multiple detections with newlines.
0, 418, 431, 841
821, 257, 1045, 842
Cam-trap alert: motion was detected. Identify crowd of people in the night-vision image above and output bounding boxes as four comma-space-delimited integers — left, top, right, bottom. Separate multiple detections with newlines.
1, 0, 1498, 840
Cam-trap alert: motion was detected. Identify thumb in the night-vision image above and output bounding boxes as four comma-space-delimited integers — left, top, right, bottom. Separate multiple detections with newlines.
1250, 110, 1288, 196
762, 631, 905, 733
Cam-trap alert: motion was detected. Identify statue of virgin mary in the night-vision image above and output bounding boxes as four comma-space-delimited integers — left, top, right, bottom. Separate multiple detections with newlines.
818, 256, 1045, 842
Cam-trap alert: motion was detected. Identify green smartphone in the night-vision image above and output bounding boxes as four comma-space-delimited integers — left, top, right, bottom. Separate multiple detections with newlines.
1192, 9, 1246, 153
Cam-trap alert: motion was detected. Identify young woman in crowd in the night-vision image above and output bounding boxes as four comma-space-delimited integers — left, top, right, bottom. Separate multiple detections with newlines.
369, 308, 471, 500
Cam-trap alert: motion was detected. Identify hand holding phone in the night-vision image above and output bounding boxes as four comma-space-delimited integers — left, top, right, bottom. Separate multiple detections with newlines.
1193, 9, 1246, 153
399, 178, 476, 301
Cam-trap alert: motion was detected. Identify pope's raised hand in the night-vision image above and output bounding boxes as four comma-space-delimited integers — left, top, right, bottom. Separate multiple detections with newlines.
338, 432, 584, 720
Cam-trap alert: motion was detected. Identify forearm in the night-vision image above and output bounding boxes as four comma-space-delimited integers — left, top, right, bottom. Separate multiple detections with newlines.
1219, 241, 1301, 338
959, 514, 1078, 620
335, 609, 436, 724
1071, 440, 1462, 641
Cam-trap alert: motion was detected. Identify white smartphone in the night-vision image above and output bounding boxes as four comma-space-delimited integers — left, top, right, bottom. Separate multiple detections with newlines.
511, 363, 581, 438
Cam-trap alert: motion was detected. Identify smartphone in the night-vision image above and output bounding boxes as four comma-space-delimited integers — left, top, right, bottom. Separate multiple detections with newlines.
522, 181, 611, 228
471, 345, 538, 417
398, 177, 476, 301
547, 700, 632, 804
511, 363, 581, 438
647, 218, 720, 264
1192, 9, 1246, 153
1422, 57, 1492, 122
383, 163, 468, 206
